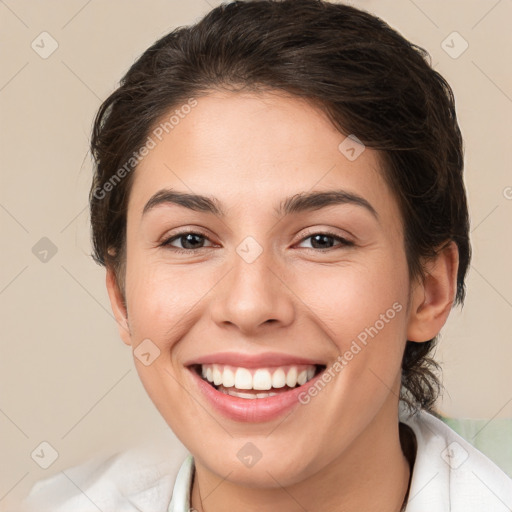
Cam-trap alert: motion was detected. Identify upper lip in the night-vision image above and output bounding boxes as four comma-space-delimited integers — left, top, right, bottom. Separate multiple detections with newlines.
184, 351, 325, 368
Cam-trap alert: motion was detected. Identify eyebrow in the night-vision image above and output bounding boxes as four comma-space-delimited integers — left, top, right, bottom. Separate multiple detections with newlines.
142, 188, 378, 220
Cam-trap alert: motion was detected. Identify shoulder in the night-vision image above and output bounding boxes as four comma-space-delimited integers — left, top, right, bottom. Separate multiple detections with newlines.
400, 405, 512, 512
18, 441, 189, 512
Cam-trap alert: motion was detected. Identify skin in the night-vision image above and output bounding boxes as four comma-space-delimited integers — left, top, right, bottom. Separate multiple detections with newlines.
106, 90, 458, 511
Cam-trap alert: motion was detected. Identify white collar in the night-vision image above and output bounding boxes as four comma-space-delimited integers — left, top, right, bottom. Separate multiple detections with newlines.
168, 454, 194, 512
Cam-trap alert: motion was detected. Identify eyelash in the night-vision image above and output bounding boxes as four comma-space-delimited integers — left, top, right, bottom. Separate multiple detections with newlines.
159, 229, 354, 254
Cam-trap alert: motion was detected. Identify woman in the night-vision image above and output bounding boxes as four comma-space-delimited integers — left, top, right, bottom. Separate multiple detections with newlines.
21, 0, 512, 510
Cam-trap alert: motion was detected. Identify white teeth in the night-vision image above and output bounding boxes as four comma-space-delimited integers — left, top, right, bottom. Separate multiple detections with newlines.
256, 392, 278, 398
234, 368, 253, 390
222, 367, 235, 388
230, 390, 257, 399
213, 364, 223, 386
226, 389, 278, 399
286, 366, 298, 387
271, 368, 286, 388
253, 369, 272, 390
200, 363, 319, 391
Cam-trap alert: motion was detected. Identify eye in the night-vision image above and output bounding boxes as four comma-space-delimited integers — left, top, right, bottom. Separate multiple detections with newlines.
296, 231, 353, 250
160, 231, 214, 253
159, 229, 354, 254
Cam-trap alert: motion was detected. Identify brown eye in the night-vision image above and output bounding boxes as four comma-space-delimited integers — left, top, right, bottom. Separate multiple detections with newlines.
297, 231, 353, 250
161, 231, 214, 252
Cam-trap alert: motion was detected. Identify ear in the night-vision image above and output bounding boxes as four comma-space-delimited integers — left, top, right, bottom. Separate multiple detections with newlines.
407, 241, 459, 342
105, 267, 132, 346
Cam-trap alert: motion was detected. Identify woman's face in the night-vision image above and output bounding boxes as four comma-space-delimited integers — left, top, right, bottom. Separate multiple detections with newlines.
114, 90, 416, 486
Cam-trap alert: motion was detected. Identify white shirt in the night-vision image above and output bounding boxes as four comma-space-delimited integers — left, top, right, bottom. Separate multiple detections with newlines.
20, 406, 512, 512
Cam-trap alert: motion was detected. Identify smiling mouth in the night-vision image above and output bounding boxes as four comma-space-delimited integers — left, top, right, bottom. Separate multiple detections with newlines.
190, 363, 327, 399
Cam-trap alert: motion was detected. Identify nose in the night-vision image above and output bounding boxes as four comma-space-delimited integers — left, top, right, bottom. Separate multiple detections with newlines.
209, 246, 295, 335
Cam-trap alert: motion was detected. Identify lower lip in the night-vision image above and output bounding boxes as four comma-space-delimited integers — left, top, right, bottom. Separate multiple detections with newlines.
189, 367, 324, 423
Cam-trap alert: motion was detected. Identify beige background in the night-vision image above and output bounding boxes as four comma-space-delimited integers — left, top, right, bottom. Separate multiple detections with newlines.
1, 0, 511, 508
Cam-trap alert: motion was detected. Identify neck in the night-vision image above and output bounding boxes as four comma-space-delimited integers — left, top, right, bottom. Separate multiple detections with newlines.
191, 395, 411, 512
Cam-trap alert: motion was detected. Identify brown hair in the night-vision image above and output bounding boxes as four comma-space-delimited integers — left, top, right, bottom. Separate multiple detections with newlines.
89, 0, 471, 413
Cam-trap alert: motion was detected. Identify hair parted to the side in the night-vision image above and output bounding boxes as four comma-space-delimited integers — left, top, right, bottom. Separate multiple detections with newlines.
89, 0, 471, 414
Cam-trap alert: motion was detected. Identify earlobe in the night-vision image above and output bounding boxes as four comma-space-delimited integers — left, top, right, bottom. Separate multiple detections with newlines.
406, 242, 459, 342
105, 267, 132, 346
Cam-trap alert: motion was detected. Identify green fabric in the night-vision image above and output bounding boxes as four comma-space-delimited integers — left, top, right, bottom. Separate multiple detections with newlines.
439, 416, 512, 478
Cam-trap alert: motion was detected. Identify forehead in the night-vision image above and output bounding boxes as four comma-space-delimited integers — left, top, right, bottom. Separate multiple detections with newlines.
129, 90, 399, 224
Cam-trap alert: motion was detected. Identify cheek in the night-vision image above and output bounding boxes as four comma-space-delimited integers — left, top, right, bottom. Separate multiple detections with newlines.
297, 251, 410, 384
294, 253, 408, 333
124, 252, 214, 349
